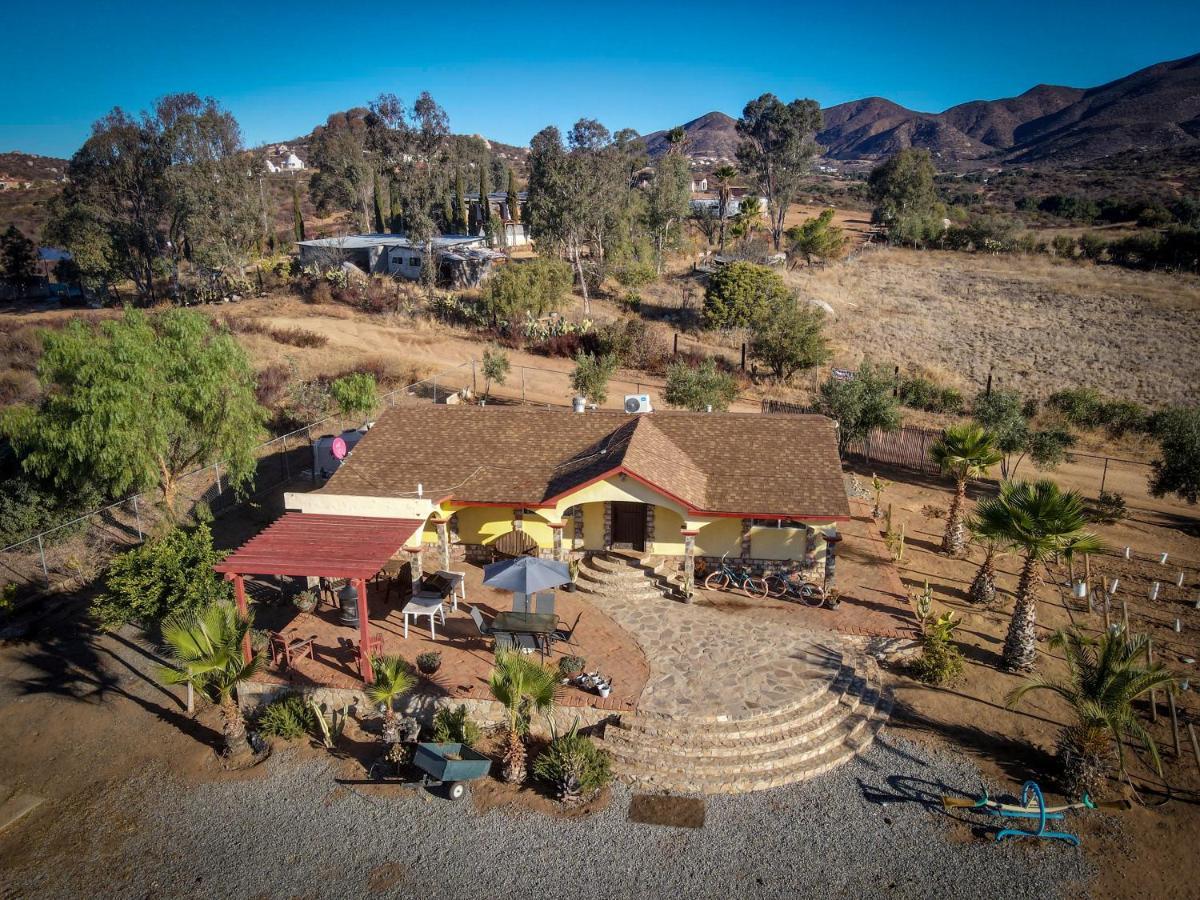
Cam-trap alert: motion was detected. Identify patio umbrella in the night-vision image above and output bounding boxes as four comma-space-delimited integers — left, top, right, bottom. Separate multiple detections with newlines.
482, 557, 571, 594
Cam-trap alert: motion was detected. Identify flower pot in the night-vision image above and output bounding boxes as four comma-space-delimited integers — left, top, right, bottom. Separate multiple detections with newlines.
598, 684, 611, 699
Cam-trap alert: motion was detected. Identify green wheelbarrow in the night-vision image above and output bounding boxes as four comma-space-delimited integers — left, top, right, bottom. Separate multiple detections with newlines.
411, 742, 492, 801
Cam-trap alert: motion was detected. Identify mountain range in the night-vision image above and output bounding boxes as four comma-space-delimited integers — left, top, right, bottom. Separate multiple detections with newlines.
646, 51, 1200, 167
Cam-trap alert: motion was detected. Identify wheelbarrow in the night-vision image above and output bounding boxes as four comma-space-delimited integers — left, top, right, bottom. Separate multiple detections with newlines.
411, 742, 492, 801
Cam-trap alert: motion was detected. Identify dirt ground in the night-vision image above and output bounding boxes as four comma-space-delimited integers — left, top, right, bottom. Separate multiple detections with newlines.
792, 248, 1200, 405
860, 462, 1200, 900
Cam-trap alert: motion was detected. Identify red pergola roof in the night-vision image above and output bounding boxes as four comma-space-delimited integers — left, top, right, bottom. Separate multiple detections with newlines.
214, 513, 425, 579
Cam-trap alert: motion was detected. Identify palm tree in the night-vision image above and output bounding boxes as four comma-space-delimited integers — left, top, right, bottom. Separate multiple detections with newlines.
367, 655, 417, 744
158, 601, 262, 760
1008, 628, 1175, 797
488, 651, 560, 783
972, 480, 1104, 672
967, 535, 1002, 605
712, 164, 738, 253
930, 424, 1002, 556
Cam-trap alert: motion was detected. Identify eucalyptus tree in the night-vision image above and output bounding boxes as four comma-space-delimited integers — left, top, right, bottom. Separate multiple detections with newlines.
644, 154, 692, 273
736, 94, 823, 250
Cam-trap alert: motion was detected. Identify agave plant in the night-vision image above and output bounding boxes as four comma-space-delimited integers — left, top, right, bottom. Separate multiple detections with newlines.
1007, 628, 1176, 797
367, 655, 417, 744
972, 479, 1104, 671
488, 651, 560, 783
930, 424, 1002, 556
158, 601, 262, 760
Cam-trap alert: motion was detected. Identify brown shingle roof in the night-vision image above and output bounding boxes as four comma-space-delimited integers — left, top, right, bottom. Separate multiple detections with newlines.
321, 406, 850, 520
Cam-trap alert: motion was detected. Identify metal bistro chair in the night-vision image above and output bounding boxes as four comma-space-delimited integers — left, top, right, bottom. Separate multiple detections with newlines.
511, 592, 531, 614
533, 592, 556, 617
551, 612, 583, 647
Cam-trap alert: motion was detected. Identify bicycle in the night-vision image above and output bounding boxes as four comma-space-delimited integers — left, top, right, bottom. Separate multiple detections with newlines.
763, 570, 829, 607
702, 553, 769, 598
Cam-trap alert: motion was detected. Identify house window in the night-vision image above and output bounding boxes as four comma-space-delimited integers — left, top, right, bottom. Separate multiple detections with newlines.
752, 519, 804, 529
409, 257, 421, 267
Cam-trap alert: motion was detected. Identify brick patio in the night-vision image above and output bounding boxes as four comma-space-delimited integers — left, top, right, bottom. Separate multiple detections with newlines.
248, 562, 649, 712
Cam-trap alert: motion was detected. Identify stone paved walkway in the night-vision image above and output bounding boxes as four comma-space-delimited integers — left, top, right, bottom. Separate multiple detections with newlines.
584, 562, 851, 720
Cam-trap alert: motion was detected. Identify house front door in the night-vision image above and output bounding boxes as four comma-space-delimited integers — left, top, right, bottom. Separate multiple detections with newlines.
611, 502, 647, 551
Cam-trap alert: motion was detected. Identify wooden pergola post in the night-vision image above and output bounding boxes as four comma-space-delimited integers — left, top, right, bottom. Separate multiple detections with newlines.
229, 573, 252, 664
355, 577, 374, 683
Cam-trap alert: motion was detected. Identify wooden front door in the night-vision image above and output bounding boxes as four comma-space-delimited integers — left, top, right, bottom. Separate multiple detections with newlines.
611, 502, 647, 551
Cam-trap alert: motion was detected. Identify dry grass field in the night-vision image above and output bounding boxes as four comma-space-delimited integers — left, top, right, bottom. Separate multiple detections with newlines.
790, 248, 1200, 405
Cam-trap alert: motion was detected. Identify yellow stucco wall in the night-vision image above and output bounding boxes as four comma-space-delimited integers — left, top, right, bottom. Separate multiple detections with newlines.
750, 525, 807, 559
582, 503, 605, 548
549, 476, 687, 519
452, 506, 516, 546
653, 506, 686, 555
694, 517, 743, 557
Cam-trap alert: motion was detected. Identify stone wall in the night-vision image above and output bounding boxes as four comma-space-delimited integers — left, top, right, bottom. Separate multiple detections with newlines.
238, 681, 615, 738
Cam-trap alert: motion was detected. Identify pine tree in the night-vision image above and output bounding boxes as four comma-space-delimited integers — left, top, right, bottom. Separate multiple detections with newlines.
507, 168, 520, 223
292, 181, 305, 242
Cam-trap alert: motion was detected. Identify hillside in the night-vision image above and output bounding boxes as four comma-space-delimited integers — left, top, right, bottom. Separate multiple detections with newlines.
650, 52, 1200, 167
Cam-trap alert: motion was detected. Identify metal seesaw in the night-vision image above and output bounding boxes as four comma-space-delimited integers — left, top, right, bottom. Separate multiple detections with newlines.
941, 780, 1131, 847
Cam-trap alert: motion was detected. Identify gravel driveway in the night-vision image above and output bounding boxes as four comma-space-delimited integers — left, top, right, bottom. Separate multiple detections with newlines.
2, 731, 1095, 900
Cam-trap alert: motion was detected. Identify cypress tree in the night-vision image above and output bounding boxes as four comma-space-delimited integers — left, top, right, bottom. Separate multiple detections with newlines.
475, 166, 489, 233
292, 181, 305, 242
454, 169, 467, 233
507, 168, 520, 223
442, 194, 454, 233
372, 171, 387, 233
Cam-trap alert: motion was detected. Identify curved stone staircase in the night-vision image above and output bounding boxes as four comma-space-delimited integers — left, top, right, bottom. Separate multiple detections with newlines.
577, 552, 891, 795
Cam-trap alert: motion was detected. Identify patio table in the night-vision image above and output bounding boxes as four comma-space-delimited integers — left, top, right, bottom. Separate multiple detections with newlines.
402, 594, 447, 640
491, 611, 558, 638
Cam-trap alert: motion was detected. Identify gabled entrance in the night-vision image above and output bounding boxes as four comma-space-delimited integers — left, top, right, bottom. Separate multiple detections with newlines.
611, 501, 647, 552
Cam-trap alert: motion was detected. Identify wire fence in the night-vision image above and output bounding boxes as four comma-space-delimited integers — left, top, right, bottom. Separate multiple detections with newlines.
0, 361, 476, 599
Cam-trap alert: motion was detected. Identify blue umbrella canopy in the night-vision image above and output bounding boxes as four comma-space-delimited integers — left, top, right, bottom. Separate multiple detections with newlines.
482, 556, 571, 594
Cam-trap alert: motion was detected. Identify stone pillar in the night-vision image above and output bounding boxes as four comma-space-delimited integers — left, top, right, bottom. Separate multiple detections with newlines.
513, 509, 523, 531
406, 543, 424, 595
550, 522, 565, 562
572, 506, 585, 550
824, 530, 842, 590
740, 518, 752, 561
681, 529, 698, 602
432, 517, 451, 572
603, 502, 613, 551
645, 505, 656, 554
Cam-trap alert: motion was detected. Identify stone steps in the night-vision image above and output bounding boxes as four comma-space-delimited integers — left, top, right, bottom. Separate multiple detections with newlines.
604, 680, 892, 795
579, 553, 683, 600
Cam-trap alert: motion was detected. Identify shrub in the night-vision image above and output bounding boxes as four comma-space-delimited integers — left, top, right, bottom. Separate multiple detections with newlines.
748, 302, 829, 381
0, 473, 101, 548
416, 650, 442, 674
1051, 235, 1077, 259
481, 257, 572, 326
270, 326, 328, 348
702, 261, 791, 329
257, 694, 318, 739
570, 352, 618, 405
432, 704, 482, 748
1098, 400, 1149, 438
663, 358, 739, 412
898, 375, 964, 413
612, 261, 657, 289
1149, 406, 1200, 504
557, 655, 585, 676
91, 524, 231, 630
909, 611, 964, 685
532, 723, 613, 803
1047, 388, 1104, 426
329, 372, 377, 416
1087, 490, 1128, 525
255, 363, 292, 409
1078, 233, 1107, 261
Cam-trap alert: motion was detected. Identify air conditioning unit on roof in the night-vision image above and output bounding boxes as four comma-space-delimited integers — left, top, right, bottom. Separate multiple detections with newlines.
623, 394, 652, 414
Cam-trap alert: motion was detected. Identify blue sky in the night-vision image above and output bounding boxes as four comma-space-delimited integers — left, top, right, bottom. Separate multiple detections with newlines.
2, 1, 1197, 157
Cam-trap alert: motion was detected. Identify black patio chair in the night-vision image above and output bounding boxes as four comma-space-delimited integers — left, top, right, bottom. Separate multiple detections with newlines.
550, 612, 582, 647
533, 591, 555, 616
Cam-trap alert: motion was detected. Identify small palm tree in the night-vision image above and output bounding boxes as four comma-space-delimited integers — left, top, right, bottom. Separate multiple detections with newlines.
712, 164, 738, 252
488, 651, 560, 783
367, 655, 417, 743
972, 480, 1104, 671
930, 424, 1002, 556
159, 601, 262, 760
967, 535, 1003, 605
1008, 628, 1175, 797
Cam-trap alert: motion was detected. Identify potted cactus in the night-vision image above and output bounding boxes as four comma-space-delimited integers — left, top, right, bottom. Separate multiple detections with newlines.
293, 590, 318, 614
564, 558, 580, 593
